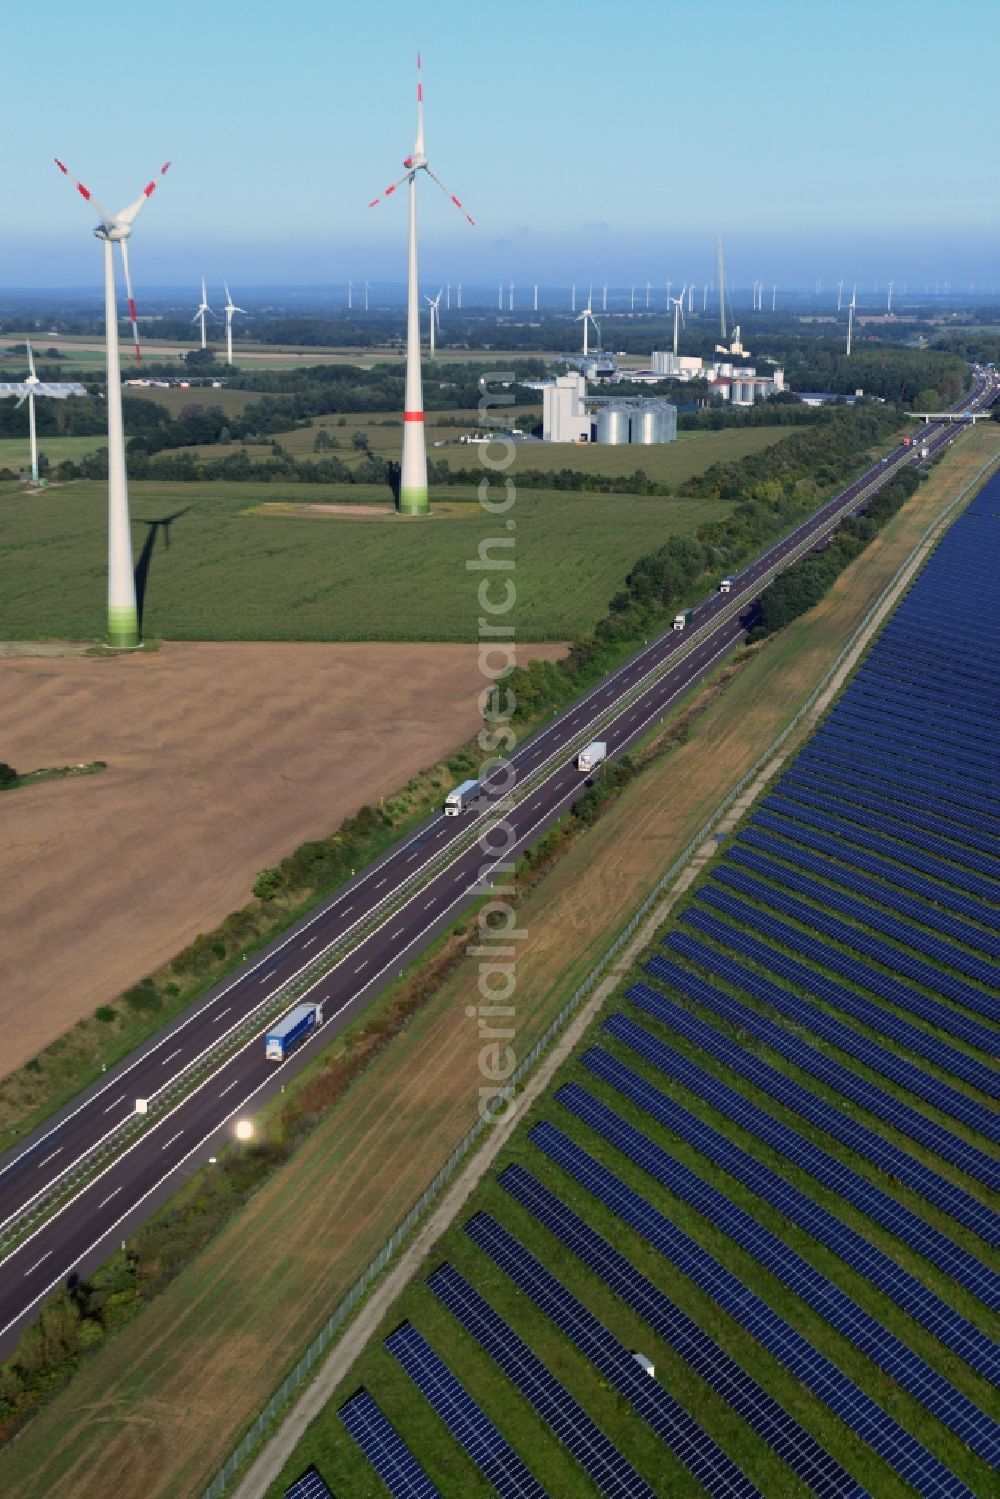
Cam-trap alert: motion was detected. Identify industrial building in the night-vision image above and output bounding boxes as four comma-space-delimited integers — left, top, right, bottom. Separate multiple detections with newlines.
541, 372, 677, 444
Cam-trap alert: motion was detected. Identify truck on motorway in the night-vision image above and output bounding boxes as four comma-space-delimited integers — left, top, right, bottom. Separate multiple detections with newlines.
576, 740, 607, 773
444, 778, 481, 816
719, 577, 734, 594
265, 1002, 323, 1062
902, 436, 913, 447
673, 609, 694, 630
920, 444, 929, 459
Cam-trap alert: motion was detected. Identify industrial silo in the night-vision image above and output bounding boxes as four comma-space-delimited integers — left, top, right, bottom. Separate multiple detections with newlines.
596, 405, 631, 445
631, 401, 678, 444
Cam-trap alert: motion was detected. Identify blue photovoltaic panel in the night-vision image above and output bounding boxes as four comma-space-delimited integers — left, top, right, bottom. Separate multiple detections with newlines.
496, 1162, 866, 1499
339, 1390, 440, 1499
605, 1005, 1000, 1309
627, 976, 999, 1244
839, 694, 998, 761
848, 674, 998, 740
829, 707, 998, 779
385, 1322, 547, 1498
750, 811, 1000, 921
696, 882, 1000, 1050
811, 723, 989, 794
769, 784, 1000, 882
719, 849, 1000, 990
666, 928, 999, 1140
782, 764, 1000, 860
532, 1113, 987, 1490
284, 1469, 334, 1499
634, 952, 999, 1193
427, 1263, 654, 1499
671, 910, 999, 1097
463, 1212, 764, 1499
579, 1044, 1000, 1382
797, 737, 998, 831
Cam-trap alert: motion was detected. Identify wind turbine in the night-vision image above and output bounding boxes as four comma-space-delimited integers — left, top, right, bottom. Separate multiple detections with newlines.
0, 340, 85, 484
836, 278, 844, 312
193, 276, 213, 349
846, 285, 856, 357
424, 286, 443, 357
601, 283, 607, 313
54, 156, 169, 648
571, 283, 576, 312
645, 280, 651, 309
368, 53, 473, 515
669, 288, 686, 357
687, 283, 694, 314
576, 292, 600, 356
771, 284, 777, 312
533, 283, 538, 312
887, 278, 894, 313
222, 282, 247, 366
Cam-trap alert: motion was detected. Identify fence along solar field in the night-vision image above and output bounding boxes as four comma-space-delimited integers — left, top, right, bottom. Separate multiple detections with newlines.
276, 476, 997, 1499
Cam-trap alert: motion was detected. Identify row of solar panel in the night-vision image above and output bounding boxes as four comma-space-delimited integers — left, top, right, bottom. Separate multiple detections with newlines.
627, 974, 999, 1243
847, 673, 999, 740
722, 847, 1000, 993
799, 739, 999, 836
579, 1043, 1000, 1385
666, 927, 999, 1143
541, 1102, 987, 1493
829, 707, 999, 783
812, 723, 992, 800
770, 782, 1000, 883
859, 635, 1000, 697
606, 1002, 1000, 1311
782, 765, 1000, 861
699, 880, 1000, 1052
628, 962, 999, 1193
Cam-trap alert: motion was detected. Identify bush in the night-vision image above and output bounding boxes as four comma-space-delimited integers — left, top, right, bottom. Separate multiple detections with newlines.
253, 867, 284, 901
0, 761, 18, 789
95, 1006, 117, 1024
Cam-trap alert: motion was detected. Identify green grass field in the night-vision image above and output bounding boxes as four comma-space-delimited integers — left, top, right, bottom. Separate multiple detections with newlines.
0, 435, 109, 472
0, 479, 735, 642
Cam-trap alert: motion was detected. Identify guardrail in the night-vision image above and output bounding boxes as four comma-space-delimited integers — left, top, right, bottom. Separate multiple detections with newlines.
199, 434, 1000, 1499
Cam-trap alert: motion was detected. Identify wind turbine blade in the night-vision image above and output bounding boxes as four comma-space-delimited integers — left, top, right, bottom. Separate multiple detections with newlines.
119, 239, 143, 361
117, 162, 171, 225
424, 167, 475, 225
414, 51, 425, 158
224, 281, 232, 306
25, 340, 36, 379
368, 172, 410, 207
54, 158, 116, 228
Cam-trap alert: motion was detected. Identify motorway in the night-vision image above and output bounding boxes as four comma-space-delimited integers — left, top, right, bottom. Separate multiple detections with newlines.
0, 375, 993, 1353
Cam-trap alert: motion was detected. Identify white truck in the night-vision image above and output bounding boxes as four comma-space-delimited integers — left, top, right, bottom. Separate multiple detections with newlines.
919, 445, 929, 459
444, 778, 480, 816
673, 609, 694, 631
576, 740, 607, 773
719, 577, 734, 594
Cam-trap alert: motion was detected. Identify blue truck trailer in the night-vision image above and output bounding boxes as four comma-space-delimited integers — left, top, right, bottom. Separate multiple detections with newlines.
265, 1002, 323, 1062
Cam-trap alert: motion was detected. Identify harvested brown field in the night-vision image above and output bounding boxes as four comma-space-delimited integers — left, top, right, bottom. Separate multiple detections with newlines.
0, 640, 564, 1075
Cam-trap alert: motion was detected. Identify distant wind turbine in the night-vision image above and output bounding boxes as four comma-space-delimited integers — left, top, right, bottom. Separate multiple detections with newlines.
193, 276, 213, 349
0, 339, 85, 483
669, 288, 686, 357
424, 286, 443, 357
222, 282, 247, 366
846, 285, 856, 356
577, 293, 600, 357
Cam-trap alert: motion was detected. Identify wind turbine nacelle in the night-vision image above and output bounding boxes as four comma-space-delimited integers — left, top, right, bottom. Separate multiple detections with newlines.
94, 222, 130, 243
403, 152, 427, 170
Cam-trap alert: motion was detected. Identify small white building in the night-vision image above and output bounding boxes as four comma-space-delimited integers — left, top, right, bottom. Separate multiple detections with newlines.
651, 352, 704, 378
542, 372, 592, 442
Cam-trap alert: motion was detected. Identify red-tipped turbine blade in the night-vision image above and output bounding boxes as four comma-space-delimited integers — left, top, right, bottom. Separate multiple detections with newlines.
54, 158, 115, 225
119, 240, 142, 362
425, 167, 475, 226
369, 172, 410, 208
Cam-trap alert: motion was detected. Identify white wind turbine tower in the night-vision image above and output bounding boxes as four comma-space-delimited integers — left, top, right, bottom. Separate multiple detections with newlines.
771, 285, 777, 312
424, 287, 443, 357
669, 287, 686, 357
836, 278, 844, 312
364, 279, 370, 311
601, 283, 607, 313
687, 283, 694, 314
533, 283, 538, 312
497, 283, 503, 311
645, 280, 651, 309
446, 282, 451, 310
846, 285, 856, 356
577, 292, 600, 356
571, 283, 576, 312
457, 282, 462, 309
222, 282, 247, 366
0, 340, 85, 484
887, 279, 894, 313
509, 281, 514, 312
193, 276, 213, 349
348, 278, 353, 310
54, 156, 169, 648
368, 53, 473, 515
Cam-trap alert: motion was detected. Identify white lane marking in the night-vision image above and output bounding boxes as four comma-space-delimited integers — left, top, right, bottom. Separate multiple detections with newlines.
374, 878, 387, 889
36, 1149, 61, 1171
161, 1129, 184, 1152
97, 1186, 122, 1209
23, 1251, 51, 1277
161, 1047, 182, 1067
406, 852, 418, 862
102, 1095, 126, 1115
214, 1007, 231, 1022
424, 899, 436, 910
219, 1079, 240, 1097
302, 936, 317, 948
354, 959, 368, 973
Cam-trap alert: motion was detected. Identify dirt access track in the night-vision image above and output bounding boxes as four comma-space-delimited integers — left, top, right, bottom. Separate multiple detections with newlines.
0, 641, 563, 1076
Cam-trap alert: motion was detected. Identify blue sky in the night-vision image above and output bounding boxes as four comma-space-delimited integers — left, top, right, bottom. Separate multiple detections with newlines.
2, 0, 998, 289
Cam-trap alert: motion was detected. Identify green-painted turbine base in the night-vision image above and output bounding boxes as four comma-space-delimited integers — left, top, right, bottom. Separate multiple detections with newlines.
399, 486, 429, 516
107, 606, 140, 650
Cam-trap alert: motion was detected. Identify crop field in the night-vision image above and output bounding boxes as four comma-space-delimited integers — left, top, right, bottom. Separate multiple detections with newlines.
0, 434, 108, 471
0, 479, 735, 642
257, 469, 999, 1499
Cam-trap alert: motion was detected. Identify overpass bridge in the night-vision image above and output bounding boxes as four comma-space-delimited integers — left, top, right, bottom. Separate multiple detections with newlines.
908, 410, 991, 423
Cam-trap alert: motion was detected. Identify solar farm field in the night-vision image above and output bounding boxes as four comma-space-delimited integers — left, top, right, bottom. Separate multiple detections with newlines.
267, 478, 999, 1496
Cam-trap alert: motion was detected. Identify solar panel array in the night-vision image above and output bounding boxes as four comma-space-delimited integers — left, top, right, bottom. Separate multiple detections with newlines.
284, 1468, 334, 1499
427, 1263, 655, 1498
496, 1162, 868, 1499
338, 1389, 440, 1498
625, 978, 999, 1243
384, 1322, 546, 1498
463, 1211, 764, 1498
578, 1044, 1000, 1380
531, 1113, 985, 1493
